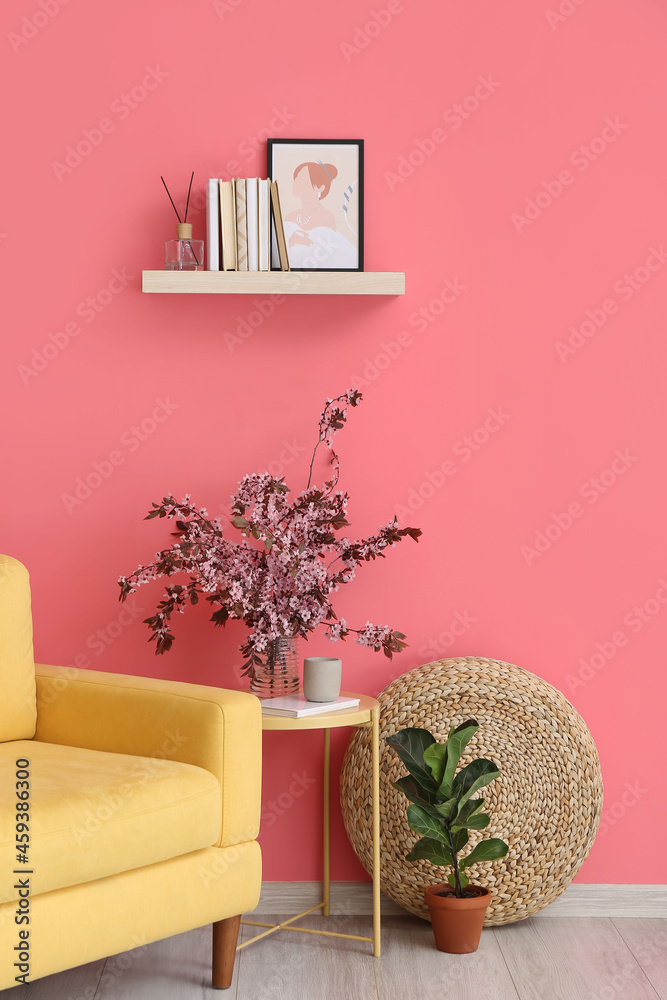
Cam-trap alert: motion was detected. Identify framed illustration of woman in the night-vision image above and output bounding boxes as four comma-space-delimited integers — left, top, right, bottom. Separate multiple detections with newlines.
267, 139, 364, 272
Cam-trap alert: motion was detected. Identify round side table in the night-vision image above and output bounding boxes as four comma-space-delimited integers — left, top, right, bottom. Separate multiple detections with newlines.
239, 693, 381, 957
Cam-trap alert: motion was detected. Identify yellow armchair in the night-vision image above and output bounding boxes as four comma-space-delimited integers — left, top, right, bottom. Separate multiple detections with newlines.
0, 555, 262, 989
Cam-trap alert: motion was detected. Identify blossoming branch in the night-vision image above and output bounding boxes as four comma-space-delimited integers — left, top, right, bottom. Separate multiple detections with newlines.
118, 389, 422, 681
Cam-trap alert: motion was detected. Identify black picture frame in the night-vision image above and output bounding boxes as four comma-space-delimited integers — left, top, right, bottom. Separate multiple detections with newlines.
267, 138, 364, 272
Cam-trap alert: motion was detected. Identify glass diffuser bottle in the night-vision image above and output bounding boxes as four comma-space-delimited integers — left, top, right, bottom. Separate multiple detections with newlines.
165, 222, 204, 271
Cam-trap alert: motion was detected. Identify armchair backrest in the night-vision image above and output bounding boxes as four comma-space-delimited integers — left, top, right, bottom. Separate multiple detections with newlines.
0, 555, 37, 741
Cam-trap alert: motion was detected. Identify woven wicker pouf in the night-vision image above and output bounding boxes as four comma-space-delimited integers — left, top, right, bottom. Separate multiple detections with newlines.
340, 657, 603, 925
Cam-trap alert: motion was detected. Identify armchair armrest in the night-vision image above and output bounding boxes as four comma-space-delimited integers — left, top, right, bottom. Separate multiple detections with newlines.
34, 664, 261, 847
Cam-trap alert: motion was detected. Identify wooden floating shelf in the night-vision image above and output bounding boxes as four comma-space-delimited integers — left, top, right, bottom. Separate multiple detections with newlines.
142, 270, 405, 296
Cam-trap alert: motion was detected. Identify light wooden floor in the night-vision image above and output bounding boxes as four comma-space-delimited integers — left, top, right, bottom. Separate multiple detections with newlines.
1, 914, 666, 999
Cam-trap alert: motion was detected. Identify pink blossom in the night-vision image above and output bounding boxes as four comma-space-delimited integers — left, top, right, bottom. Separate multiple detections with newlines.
119, 390, 420, 678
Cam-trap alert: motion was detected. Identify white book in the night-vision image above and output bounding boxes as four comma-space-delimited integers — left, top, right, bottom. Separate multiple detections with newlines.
258, 179, 270, 271
206, 178, 219, 270
261, 694, 360, 718
246, 178, 259, 271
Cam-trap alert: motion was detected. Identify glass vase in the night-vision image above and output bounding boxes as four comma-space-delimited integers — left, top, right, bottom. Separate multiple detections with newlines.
250, 636, 299, 699
165, 222, 204, 271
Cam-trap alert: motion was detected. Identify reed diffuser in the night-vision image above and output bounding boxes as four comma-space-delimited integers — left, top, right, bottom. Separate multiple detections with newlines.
163, 172, 204, 271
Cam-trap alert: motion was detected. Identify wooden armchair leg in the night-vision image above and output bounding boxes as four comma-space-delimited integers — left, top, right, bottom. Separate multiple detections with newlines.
212, 914, 242, 989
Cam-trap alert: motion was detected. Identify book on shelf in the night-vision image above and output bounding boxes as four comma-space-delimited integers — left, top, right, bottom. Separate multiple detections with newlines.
205, 177, 286, 272
261, 694, 360, 718
258, 179, 270, 271
219, 179, 237, 270
235, 178, 248, 271
246, 177, 259, 271
206, 179, 220, 271
270, 180, 290, 271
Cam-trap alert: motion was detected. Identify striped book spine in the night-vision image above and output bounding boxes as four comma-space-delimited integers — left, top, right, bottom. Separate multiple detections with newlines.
236, 178, 248, 271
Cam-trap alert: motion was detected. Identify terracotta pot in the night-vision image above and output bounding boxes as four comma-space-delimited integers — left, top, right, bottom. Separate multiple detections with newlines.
424, 883, 491, 953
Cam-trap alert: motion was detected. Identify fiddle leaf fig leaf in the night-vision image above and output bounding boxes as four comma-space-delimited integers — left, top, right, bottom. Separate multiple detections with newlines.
455, 812, 490, 831
440, 719, 478, 797
406, 804, 448, 843
423, 742, 447, 786
448, 870, 470, 890
392, 775, 439, 813
387, 728, 438, 793
459, 838, 509, 868
452, 759, 500, 808
451, 828, 469, 854
455, 797, 485, 824
406, 837, 454, 866
433, 797, 459, 822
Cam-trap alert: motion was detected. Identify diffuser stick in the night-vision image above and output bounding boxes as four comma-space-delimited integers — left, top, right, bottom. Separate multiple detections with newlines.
184, 171, 194, 223
161, 176, 182, 223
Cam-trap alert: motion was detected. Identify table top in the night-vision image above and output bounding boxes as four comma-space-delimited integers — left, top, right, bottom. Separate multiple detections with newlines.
260, 691, 379, 731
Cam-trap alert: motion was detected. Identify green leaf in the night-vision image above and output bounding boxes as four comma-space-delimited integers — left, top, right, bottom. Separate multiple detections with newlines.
454, 797, 485, 824
406, 837, 454, 866
460, 838, 509, 869
406, 804, 448, 843
392, 775, 439, 813
456, 812, 490, 831
447, 871, 470, 890
386, 729, 438, 793
433, 797, 459, 822
423, 742, 447, 786
451, 828, 469, 854
440, 719, 478, 798
452, 759, 500, 808
231, 515, 249, 529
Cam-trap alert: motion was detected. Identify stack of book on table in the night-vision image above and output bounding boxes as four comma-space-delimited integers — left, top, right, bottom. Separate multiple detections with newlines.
261, 694, 360, 718
206, 177, 289, 272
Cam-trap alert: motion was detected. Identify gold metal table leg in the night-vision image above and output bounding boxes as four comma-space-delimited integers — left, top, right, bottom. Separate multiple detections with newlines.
323, 727, 331, 917
371, 706, 381, 957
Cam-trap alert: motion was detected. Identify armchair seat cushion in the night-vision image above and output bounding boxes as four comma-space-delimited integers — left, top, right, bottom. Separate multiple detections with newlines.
0, 740, 221, 902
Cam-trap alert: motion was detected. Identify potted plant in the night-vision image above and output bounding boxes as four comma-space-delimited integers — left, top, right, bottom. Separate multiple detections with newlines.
118, 390, 421, 695
387, 719, 508, 953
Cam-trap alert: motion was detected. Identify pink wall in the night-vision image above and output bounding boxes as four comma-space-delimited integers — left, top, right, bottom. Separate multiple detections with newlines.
3, 0, 666, 884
